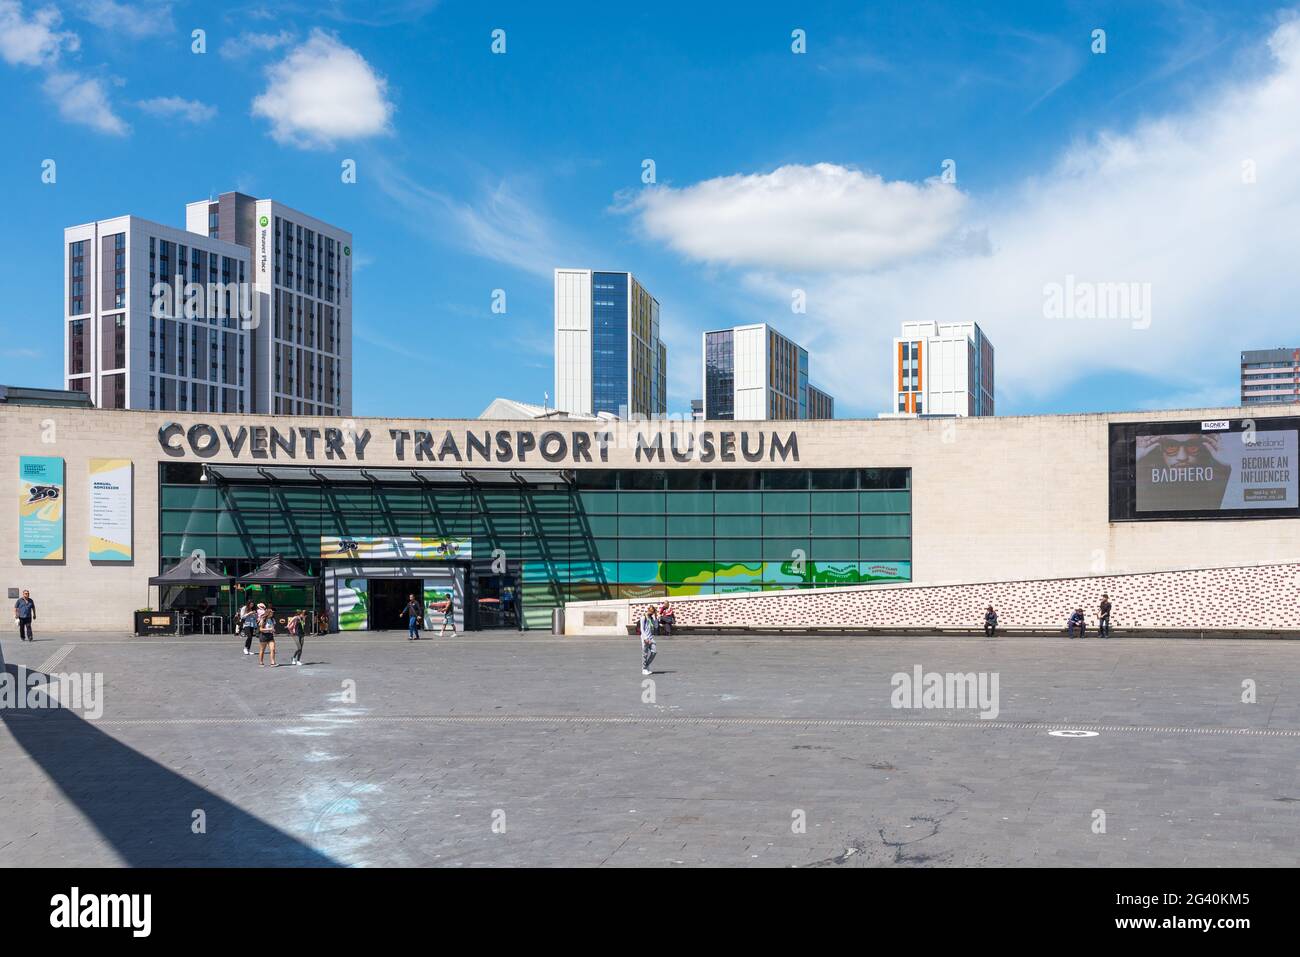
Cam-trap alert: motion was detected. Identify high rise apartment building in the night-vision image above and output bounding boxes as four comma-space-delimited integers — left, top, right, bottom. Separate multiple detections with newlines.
702, 323, 834, 420
889, 320, 994, 417
554, 269, 666, 418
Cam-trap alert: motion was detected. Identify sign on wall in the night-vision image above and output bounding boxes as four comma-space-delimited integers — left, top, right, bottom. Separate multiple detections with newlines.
320, 536, 471, 560
19, 456, 64, 561
89, 458, 133, 561
338, 578, 368, 631
1109, 417, 1300, 521
1135, 429, 1298, 513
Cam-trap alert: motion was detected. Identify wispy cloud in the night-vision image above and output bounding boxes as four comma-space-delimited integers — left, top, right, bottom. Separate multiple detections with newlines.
370, 154, 593, 280
219, 29, 295, 59
137, 95, 216, 123
75, 0, 175, 38
45, 70, 129, 135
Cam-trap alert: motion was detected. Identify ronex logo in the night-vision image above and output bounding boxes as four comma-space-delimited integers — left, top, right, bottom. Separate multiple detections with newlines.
50, 887, 151, 937
891, 665, 1000, 720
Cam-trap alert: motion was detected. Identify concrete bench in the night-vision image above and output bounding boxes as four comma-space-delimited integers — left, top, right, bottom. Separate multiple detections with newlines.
624, 624, 1299, 639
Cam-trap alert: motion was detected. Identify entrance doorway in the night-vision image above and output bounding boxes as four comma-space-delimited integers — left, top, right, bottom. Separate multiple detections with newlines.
473, 572, 520, 629
369, 577, 420, 631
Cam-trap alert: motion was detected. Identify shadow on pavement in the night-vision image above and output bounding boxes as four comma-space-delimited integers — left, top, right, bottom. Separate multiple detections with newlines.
0, 641, 340, 867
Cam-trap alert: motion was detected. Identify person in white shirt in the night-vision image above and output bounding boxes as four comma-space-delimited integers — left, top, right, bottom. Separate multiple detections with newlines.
640, 606, 658, 676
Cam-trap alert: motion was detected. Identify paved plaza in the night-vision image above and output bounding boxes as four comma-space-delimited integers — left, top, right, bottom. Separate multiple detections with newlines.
1, 631, 1297, 867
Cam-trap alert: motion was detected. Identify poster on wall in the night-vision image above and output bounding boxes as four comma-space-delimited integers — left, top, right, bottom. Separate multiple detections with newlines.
337, 578, 369, 631
19, 455, 64, 561
320, 536, 471, 560
1135, 429, 1299, 512
423, 581, 452, 629
89, 458, 133, 561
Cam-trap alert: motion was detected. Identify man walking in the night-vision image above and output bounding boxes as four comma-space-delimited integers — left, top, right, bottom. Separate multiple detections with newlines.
1098, 594, 1112, 639
438, 596, 455, 637
14, 590, 35, 641
403, 593, 423, 640
640, 605, 658, 676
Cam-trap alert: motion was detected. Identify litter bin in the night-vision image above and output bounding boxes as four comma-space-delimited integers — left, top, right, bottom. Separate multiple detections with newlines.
551, 607, 565, 636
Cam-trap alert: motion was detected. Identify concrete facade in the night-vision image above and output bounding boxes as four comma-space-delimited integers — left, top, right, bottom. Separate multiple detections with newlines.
3, 403, 1299, 631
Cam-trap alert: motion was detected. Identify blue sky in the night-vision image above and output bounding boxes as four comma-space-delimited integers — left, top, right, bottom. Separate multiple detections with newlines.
2, 0, 1298, 419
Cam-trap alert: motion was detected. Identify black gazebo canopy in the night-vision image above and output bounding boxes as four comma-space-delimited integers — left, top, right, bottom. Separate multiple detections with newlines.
149, 559, 233, 586
237, 554, 318, 584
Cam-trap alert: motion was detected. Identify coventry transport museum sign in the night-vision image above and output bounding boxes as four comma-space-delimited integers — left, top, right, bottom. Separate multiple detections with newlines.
156, 422, 801, 464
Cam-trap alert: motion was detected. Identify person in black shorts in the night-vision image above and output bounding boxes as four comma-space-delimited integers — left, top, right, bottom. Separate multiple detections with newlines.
258, 605, 278, 667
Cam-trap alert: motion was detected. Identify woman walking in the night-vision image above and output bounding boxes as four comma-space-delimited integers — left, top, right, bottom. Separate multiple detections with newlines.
288, 609, 308, 666
258, 604, 278, 667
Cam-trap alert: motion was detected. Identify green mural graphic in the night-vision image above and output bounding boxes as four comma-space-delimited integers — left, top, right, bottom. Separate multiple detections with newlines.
338, 578, 369, 631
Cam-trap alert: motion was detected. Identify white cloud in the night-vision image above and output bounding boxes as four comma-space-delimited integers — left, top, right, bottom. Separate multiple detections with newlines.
623, 163, 969, 272
0, 0, 79, 66
219, 29, 294, 59
251, 29, 393, 147
43, 70, 129, 134
76, 0, 173, 38
136, 95, 215, 123
627, 16, 1300, 414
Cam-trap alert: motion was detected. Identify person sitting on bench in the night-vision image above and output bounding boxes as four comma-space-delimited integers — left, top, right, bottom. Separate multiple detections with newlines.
1066, 608, 1086, 639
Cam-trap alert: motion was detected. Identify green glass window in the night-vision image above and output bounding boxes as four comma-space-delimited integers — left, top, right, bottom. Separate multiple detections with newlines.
619, 491, 665, 514
713, 538, 762, 563
666, 491, 713, 514
576, 490, 619, 514
619, 538, 666, 561
714, 491, 762, 513
811, 491, 857, 513
859, 514, 910, 536
860, 538, 911, 561
860, 491, 911, 513
668, 514, 713, 536
582, 515, 619, 536
619, 514, 665, 537
812, 514, 857, 536
666, 538, 713, 560
161, 510, 216, 534
764, 514, 809, 536
763, 491, 810, 513
161, 485, 217, 509
714, 514, 761, 537
811, 538, 858, 562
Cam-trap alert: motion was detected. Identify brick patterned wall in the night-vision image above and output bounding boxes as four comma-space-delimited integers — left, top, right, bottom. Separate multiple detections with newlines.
636, 564, 1300, 631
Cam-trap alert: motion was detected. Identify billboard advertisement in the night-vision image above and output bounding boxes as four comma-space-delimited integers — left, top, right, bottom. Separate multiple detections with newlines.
89, 458, 133, 561
19, 455, 64, 561
1110, 418, 1300, 521
1135, 429, 1298, 512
